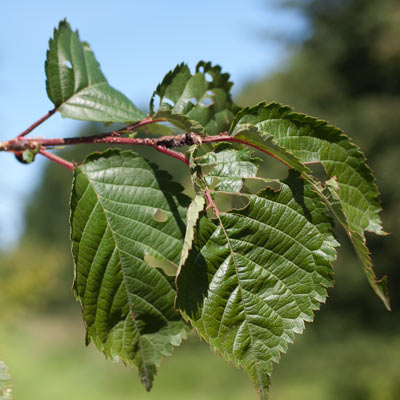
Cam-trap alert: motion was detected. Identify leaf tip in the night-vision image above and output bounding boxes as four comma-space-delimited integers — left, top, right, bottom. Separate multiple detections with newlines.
139, 368, 155, 392
375, 275, 391, 311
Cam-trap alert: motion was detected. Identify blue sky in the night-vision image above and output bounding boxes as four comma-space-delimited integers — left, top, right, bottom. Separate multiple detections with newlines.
0, 0, 306, 248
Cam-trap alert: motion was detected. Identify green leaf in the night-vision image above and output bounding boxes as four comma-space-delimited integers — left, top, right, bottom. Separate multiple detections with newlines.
231, 124, 311, 176
231, 102, 384, 235
70, 149, 190, 390
232, 102, 388, 306
320, 178, 390, 310
195, 143, 262, 192
0, 361, 12, 400
152, 109, 204, 134
139, 122, 174, 136
176, 171, 338, 399
46, 20, 145, 123
150, 62, 239, 134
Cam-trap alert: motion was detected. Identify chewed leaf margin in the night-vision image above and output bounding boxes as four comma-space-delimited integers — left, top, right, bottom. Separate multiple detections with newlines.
150, 61, 239, 135
194, 142, 262, 193
230, 101, 389, 308
231, 101, 385, 235
46, 19, 145, 123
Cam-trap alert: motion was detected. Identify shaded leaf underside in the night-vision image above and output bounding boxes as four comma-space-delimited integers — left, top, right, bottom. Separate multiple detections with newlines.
176, 172, 338, 399
70, 150, 190, 390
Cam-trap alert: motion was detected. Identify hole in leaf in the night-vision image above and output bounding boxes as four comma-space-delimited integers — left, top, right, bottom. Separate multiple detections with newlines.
206, 207, 216, 219
153, 208, 168, 223
256, 150, 289, 181
205, 176, 220, 191
200, 97, 214, 107
189, 97, 197, 105
213, 142, 232, 152
205, 72, 213, 82
242, 178, 281, 194
201, 164, 216, 176
144, 254, 178, 276
162, 97, 175, 107
214, 192, 250, 213
152, 94, 161, 111
307, 162, 328, 183
231, 194, 250, 210
64, 60, 72, 68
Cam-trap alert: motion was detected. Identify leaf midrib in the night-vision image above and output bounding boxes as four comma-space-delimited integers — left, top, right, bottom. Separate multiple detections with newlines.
212, 214, 266, 393
276, 133, 377, 192
252, 117, 378, 195
86, 176, 151, 383
229, 237, 314, 310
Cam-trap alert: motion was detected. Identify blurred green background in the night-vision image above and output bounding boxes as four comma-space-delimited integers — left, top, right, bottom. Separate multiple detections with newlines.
1, 0, 399, 399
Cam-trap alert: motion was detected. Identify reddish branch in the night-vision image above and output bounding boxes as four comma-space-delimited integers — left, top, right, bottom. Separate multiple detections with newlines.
1, 115, 294, 171
39, 149, 75, 170
2, 115, 187, 169
201, 135, 293, 169
17, 108, 57, 138
203, 186, 220, 215
123, 117, 165, 132
153, 144, 189, 166
6, 131, 202, 149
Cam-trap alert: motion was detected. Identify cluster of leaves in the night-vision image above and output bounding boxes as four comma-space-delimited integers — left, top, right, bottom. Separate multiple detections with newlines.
12, 20, 391, 399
